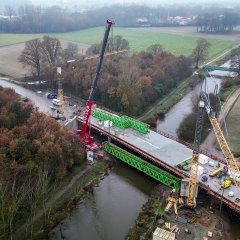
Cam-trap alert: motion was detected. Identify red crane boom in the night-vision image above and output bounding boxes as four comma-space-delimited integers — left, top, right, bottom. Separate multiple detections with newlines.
80, 19, 113, 144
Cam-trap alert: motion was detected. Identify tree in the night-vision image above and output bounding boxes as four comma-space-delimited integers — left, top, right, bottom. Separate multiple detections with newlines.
147, 44, 163, 53
18, 39, 42, 78
62, 42, 79, 61
112, 35, 129, 53
41, 36, 61, 65
4, 5, 15, 22
192, 38, 211, 68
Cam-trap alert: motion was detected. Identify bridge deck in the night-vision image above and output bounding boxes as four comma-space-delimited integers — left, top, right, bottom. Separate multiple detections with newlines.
81, 113, 240, 212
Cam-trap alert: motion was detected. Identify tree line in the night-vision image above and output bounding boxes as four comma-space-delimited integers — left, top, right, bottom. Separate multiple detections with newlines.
1, 3, 240, 33
196, 12, 239, 33
0, 86, 84, 239
18, 35, 129, 78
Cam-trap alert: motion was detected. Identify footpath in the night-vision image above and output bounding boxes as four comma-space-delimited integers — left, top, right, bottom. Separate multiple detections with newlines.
14, 165, 91, 239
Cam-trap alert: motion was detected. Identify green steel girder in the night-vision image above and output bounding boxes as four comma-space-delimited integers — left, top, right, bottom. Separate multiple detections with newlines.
92, 109, 127, 128
92, 108, 150, 134
203, 66, 239, 73
121, 116, 150, 134
102, 142, 181, 190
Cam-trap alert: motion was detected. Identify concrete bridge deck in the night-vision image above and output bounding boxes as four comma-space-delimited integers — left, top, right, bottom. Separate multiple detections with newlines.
78, 110, 240, 213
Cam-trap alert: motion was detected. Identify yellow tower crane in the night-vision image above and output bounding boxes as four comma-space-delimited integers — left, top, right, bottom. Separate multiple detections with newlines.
186, 91, 240, 207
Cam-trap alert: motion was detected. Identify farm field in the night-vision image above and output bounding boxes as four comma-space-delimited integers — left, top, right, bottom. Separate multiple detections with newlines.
0, 27, 238, 60
52, 27, 237, 59
0, 40, 90, 78
224, 95, 240, 154
0, 33, 44, 46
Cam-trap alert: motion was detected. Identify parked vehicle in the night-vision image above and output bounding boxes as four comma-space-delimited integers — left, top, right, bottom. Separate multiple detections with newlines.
221, 179, 231, 188
209, 167, 223, 177
52, 99, 61, 106
47, 92, 57, 99
201, 175, 208, 182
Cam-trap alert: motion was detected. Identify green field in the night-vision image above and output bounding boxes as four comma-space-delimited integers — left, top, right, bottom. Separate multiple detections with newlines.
224, 95, 240, 154
0, 33, 44, 46
0, 27, 237, 59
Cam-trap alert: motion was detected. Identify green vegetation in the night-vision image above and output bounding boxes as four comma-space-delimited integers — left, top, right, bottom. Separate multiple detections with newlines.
52, 27, 236, 58
0, 27, 236, 60
220, 78, 240, 156
0, 33, 44, 46
224, 96, 240, 155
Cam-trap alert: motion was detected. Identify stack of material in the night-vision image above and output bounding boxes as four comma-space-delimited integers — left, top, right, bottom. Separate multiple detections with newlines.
152, 227, 175, 240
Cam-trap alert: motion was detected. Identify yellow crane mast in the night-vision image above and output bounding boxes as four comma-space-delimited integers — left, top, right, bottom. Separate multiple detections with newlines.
187, 100, 205, 207
57, 66, 64, 114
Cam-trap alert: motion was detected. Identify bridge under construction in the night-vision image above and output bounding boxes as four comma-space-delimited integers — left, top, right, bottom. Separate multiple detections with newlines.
77, 107, 240, 213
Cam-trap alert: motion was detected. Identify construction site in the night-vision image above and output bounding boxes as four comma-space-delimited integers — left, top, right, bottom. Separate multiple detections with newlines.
0, 18, 240, 240
31, 20, 240, 239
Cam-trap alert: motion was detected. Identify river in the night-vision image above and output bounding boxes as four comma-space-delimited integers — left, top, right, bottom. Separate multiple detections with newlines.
49, 164, 157, 240
157, 61, 236, 136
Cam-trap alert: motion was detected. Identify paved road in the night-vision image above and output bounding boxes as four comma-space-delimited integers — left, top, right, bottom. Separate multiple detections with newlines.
0, 78, 79, 122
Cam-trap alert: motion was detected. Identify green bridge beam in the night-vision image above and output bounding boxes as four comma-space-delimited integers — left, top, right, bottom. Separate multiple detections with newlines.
102, 142, 181, 190
203, 66, 239, 73
92, 108, 150, 134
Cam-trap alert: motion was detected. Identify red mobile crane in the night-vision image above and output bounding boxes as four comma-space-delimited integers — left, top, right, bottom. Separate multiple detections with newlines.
79, 19, 113, 146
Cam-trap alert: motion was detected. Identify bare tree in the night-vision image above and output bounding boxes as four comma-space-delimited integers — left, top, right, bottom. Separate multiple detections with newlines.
112, 35, 129, 53
147, 44, 163, 53
18, 39, 42, 78
41, 36, 61, 65
192, 38, 211, 68
62, 42, 79, 61
4, 5, 15, 22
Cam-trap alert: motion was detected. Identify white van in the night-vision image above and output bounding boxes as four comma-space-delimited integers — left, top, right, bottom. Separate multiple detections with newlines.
52, 99, 61, 106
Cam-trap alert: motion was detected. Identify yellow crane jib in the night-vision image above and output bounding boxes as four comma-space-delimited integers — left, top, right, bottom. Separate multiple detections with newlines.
200, 92, 240, 186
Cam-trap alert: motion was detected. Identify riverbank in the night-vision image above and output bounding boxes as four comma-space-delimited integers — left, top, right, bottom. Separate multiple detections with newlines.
139, 74, 200, 121
125, 186, 236, 240
16, 161, 111, 240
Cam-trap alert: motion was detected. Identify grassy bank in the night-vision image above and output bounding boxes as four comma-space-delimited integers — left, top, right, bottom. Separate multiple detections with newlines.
125, 185, 169, 240
141, 74, 200, 121
224, 95, 240, 155
18, 161, 110, 240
